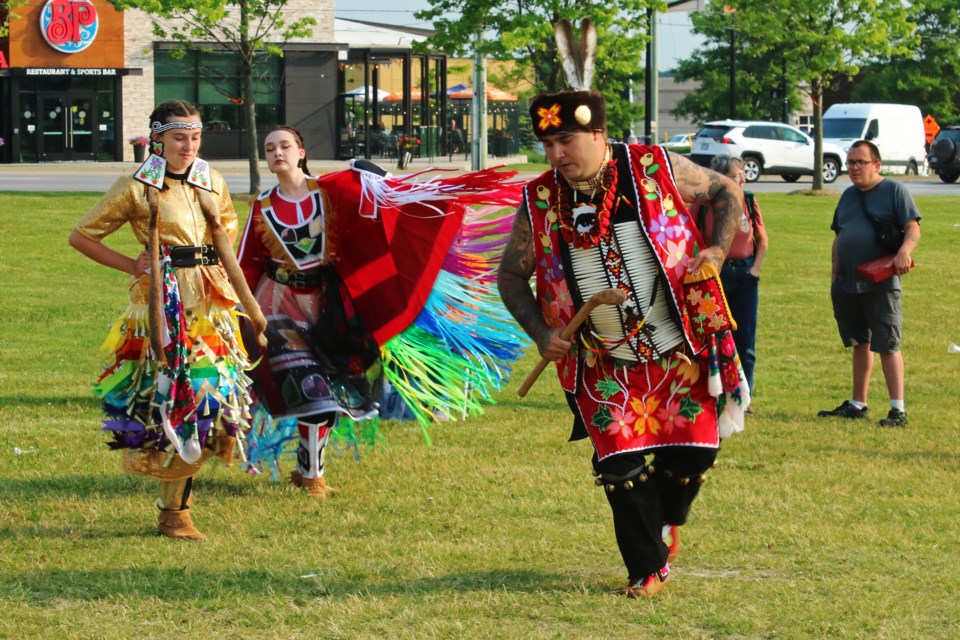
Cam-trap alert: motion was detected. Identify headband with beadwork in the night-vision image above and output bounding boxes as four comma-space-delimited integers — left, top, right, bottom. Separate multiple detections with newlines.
151, 120, 204, 134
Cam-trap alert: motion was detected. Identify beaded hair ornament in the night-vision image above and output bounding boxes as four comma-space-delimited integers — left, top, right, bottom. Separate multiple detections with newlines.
133, 119, 210, 191
151, 120, 204, 134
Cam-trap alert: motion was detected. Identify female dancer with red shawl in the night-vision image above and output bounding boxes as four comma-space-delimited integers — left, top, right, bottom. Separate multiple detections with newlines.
238, 127, 378, 496
239, 127, 528, 493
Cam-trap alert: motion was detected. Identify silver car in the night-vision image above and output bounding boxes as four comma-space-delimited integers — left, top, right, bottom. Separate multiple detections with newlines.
690, 120, 846, 183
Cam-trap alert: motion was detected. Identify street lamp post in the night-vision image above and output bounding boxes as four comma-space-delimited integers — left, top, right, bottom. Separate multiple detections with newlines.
644, 8, 658, 145
780, 58, 789, 123
724, 5, 736, 120
728, 28, 735, 118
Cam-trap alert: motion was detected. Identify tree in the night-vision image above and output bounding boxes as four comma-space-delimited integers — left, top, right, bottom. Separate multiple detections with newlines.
672, 4, 806, 124
1, 0, 28, 39
850, 0, 960, 123
416, 0, 654, 140
677, 0, 916, 190
112, 0, 315, 193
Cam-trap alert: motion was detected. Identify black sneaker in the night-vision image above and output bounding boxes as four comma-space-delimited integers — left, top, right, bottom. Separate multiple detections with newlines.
817, 400, 868, 419
878, 408, 908, 428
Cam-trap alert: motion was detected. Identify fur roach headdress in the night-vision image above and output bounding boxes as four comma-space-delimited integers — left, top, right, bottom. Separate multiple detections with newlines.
529, 18, 606, 138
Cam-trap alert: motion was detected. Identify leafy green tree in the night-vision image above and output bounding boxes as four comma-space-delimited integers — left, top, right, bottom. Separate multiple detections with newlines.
1, 0, 28, 39
111, 0, 315, 193
676, 0, 916, 190
416, 0, 655, 140
671, 4, 806, 124
850, 0, 960, 123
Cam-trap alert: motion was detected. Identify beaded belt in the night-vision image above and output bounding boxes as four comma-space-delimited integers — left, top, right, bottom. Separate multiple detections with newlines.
170, 244, 219, 267
266, 262, 325, 288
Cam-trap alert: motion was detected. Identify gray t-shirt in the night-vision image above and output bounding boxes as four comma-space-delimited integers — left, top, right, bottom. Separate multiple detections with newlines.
831, 179, 921, 293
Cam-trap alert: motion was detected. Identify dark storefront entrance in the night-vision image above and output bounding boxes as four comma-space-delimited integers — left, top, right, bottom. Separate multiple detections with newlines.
11, 75, 119, 162
34, 91, 105, 161
1, 0, 129, 163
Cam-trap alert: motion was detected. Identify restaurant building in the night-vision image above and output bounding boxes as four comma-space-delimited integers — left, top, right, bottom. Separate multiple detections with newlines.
0, 1, 445, 163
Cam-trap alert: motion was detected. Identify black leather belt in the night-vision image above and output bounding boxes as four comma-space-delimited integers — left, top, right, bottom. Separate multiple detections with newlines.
170, 244, 219, 267
266, 262, 325, 288
726, 258, 751, 267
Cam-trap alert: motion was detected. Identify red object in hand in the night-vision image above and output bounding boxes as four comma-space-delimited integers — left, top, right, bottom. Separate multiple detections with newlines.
857, 255, 914, 283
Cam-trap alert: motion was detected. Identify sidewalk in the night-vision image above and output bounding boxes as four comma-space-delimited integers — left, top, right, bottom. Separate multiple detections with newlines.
0, 153, 529, 175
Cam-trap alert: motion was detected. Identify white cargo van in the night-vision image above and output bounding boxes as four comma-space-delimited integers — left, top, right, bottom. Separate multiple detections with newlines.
822, 103, 927, 175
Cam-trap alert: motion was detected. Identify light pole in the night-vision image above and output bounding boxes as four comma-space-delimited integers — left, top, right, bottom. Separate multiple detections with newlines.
780, 58, 789, 124
644, 1, 690, 145
644, 8, 658, 144
724, 5, 736, 120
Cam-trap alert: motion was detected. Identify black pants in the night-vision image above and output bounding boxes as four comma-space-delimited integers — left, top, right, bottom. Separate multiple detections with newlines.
593, 446, 718, 581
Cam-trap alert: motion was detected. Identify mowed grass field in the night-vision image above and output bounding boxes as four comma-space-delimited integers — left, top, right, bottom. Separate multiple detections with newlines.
0, 187, 958, 639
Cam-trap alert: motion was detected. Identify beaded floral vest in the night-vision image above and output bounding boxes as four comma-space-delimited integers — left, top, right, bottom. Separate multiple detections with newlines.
524, 143, 708, 393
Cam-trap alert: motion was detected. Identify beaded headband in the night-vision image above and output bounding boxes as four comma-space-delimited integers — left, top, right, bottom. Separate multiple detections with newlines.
151, 120, 204, 134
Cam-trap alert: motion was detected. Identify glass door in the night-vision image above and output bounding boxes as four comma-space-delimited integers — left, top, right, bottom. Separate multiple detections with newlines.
38, 92, 99, 161
97, 91, 116, 160
69, 94, 98, 161
18, 93, 40, 162
39, 94, 68, 161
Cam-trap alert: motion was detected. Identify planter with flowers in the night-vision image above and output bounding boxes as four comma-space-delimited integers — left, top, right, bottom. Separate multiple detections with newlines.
129, 136, 149, 163
396, 135, 421, 169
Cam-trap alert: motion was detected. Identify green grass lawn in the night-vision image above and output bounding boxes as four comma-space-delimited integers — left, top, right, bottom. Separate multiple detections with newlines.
1, 189, 959, 639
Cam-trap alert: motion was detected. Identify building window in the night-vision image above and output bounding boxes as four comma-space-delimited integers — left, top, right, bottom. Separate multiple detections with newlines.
155, 49, 283, 131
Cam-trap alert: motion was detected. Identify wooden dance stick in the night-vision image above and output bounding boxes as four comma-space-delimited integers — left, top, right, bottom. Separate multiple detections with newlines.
517, 287, 628, 397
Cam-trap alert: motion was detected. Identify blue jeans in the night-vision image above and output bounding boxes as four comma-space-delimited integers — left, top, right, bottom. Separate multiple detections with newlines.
721, 256, 759, 394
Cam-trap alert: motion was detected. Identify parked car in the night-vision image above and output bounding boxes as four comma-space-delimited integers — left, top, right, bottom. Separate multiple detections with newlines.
664, 132, 694, 153
927, 125, 960, 184
690, 120, 846, 183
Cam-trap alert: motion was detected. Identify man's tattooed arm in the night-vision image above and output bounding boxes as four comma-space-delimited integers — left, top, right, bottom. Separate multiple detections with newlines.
497, 202, 556, 356
668, 151, 744, 271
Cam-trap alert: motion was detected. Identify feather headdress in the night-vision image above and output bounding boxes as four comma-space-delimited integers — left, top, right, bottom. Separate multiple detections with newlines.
554, 18, 597, 91
528, 18, 605, 138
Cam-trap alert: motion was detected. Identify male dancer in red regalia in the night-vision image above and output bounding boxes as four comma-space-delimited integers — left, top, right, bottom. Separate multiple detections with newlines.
498, 18, 747, 598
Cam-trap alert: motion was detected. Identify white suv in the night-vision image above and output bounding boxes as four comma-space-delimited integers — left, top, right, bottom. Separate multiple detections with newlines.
689, 120, 846, 183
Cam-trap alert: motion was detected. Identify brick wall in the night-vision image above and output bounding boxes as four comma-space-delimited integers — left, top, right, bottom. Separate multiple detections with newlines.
122, 9, 156, 161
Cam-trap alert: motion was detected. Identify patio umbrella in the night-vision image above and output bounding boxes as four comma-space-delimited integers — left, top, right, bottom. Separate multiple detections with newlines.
448, 85, 518, 101
383, 89, 424, 102
345, 85, 391, 102
429, 84, 468, 98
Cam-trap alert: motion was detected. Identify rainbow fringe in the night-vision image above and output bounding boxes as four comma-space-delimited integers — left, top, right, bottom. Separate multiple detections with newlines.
379, 204, 528, 438
244, 173, 529, 471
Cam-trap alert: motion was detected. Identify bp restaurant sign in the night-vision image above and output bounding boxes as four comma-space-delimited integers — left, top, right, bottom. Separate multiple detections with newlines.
40, 0, 99, 54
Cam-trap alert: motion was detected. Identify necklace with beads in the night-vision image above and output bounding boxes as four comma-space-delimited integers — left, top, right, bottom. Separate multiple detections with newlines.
557, 158, 619, 249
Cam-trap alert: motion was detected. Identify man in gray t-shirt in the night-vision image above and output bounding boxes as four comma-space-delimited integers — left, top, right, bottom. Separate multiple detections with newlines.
818, 140, 921, 427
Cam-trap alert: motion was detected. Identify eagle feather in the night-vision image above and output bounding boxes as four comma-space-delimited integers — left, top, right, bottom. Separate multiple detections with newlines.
555, 19, 584, 90
579, 18, 597, 91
